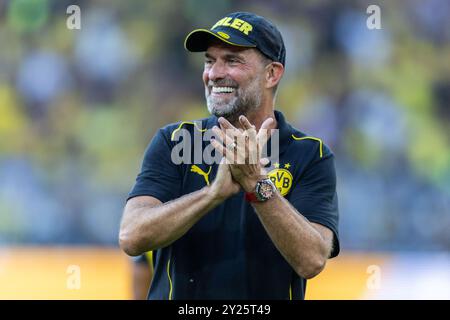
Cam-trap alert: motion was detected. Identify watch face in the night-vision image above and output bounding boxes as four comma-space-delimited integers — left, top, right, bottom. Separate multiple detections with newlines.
257, 179, 275, 201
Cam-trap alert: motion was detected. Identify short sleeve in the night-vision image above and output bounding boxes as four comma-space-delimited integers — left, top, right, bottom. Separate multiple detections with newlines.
127, 129, 182, 203
289, 152, 340, 258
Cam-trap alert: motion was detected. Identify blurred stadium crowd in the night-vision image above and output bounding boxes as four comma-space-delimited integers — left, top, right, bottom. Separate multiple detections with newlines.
0, 0, 449, 252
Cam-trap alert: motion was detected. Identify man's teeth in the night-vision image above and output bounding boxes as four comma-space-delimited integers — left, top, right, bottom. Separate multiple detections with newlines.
212, 86, 235, 93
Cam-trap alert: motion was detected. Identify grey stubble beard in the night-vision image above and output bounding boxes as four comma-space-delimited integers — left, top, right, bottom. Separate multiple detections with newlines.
206, 75, 262, 124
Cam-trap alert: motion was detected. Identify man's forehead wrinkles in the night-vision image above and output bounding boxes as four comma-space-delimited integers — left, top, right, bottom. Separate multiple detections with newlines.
205, 47, 255, 60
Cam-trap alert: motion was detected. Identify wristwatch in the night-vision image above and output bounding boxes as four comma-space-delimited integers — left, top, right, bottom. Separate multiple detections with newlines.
245, 178, 276, 202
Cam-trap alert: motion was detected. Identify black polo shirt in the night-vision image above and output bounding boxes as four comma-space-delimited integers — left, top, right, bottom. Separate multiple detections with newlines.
127, 110, 340, 300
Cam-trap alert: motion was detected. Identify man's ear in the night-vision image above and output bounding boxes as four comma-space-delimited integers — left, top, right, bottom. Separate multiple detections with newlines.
265, 62, 284, 90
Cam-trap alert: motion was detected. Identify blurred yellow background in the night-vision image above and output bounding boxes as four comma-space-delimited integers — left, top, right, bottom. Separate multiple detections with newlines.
0, 0, 449, 299
0, 247, 390, 300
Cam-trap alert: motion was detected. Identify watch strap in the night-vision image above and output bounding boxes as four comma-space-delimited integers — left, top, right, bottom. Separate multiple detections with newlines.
244, 191, 259, 202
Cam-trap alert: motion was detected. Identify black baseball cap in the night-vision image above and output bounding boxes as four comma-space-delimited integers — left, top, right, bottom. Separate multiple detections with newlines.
184, 12, 286, 66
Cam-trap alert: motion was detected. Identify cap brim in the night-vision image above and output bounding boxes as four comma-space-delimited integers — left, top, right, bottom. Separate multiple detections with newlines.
184, 29, 256, 52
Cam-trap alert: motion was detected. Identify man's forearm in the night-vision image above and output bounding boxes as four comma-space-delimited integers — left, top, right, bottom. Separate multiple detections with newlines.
252, 193, 330, 279
120, 187, 223, 256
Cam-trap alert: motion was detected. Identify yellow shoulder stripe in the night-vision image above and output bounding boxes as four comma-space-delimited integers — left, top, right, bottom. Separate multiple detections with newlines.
291, 135, 323, 158
171, 121, 207, 141
145, 251, 153, 272
167, 259, 173, 300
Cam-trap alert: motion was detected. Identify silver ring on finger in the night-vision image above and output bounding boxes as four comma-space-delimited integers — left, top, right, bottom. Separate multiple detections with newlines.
227, 142, 237, 151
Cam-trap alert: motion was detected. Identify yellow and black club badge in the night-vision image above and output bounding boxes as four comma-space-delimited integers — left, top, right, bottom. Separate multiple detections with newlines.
268, 163, 293, 196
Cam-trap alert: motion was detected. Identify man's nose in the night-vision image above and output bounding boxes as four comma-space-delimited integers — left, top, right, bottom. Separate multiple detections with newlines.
208, 61, 227, 81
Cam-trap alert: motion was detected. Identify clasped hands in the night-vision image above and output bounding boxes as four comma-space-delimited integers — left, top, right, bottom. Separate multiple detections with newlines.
209, 115, 274, 199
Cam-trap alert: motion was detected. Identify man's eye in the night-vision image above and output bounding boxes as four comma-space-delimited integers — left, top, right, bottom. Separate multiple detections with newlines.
205, 60, 213, 65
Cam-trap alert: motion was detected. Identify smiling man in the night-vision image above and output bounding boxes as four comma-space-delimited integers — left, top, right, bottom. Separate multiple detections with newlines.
204, 42, 269, 123
119, 12, 340, 300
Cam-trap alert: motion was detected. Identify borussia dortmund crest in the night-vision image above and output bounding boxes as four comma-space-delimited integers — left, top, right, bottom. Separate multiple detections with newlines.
268, 163, 293, 196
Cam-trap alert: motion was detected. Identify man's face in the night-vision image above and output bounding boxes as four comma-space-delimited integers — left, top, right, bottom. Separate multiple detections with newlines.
203, 43, 267, 120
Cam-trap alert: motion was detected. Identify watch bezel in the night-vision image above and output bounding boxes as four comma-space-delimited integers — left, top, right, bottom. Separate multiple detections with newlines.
255, 178, 276, 201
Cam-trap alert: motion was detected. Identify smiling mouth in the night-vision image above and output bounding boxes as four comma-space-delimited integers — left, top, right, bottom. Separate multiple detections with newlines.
211, 86, 236, 94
